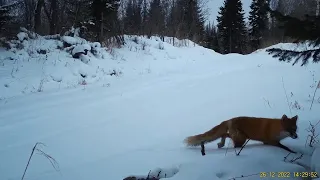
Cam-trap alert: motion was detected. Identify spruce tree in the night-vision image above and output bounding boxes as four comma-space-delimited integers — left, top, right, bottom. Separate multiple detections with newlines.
266, 6, 320, 66
91, 0, 122, 43
217, 0, 248, 54
64, 0, 92, 27
0, 4, 10, 29
168, 0, 205, 42
0, 1, 18, 30
124, 0, 135, 34
141, 0, 148, 35
123, 0, 142, 34
147, 0, 165, 38
248, 0, 268, 50
185, 0, 205, 42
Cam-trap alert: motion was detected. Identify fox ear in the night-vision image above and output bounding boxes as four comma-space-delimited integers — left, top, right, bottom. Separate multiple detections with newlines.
281, 114, 288, 120
292, 115, 298, 121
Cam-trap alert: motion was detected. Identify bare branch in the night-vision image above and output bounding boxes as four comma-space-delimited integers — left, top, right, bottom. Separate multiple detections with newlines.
305, 120, 320, 147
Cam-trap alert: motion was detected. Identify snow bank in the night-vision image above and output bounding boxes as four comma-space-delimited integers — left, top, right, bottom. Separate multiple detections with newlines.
0, 33, 224, 99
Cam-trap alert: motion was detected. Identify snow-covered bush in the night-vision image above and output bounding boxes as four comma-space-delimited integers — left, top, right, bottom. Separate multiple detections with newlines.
17, 32, 28, 41
90, 42, 102, 58
72, 44, 91, 56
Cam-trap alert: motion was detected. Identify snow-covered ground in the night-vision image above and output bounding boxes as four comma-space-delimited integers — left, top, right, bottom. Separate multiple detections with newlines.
0, 34, 319, 180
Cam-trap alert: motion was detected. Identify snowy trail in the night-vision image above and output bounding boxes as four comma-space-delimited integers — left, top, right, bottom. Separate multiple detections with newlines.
0, 56, 319, 180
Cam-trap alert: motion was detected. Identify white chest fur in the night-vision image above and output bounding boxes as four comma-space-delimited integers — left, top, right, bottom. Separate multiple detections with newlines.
278, 131, 290, 140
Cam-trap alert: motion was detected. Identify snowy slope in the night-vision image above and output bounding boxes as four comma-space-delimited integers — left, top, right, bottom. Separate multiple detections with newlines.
0, 34, 320, 180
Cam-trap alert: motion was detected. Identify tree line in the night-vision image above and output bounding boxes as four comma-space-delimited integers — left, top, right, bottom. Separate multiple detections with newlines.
1, 0, 320, 65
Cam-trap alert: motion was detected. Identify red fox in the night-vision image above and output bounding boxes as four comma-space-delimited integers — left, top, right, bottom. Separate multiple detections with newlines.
184, 114, 298, 153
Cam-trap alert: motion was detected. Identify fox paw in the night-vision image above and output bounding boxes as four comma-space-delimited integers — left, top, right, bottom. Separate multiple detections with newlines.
217, 142, 224, 148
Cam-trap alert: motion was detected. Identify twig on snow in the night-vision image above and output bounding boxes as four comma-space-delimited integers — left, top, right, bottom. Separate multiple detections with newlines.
228, 172, 260, 180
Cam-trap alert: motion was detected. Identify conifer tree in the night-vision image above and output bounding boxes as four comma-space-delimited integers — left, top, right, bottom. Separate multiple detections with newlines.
248, 0, 268, 50
267, 6, 320, 66
0, 1, 18, 30
147, 0, 165, 38
0, 4, 11, 29
91, 0, 122, 43
217, 0, 248, 54
141, 0, 148, 35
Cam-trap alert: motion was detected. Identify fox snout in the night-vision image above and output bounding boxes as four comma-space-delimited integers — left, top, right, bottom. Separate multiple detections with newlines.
290, 132, 298, 139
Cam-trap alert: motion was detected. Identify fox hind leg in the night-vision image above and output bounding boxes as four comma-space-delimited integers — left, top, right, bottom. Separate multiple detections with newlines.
230, 131, 247, 148
233, 137, 247, 148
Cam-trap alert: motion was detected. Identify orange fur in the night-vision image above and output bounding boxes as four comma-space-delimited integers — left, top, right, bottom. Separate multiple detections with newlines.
184, 114, 299, 153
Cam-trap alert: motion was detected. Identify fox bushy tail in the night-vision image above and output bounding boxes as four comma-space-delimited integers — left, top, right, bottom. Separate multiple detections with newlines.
184, 121, 228, 146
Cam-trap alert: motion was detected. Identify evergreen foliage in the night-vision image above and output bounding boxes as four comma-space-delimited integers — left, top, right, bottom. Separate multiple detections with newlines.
217, 0, 248, 54
267, 7, 320, 66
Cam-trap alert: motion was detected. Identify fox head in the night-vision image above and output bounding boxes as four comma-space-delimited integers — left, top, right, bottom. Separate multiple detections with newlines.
281, 114, 298, 139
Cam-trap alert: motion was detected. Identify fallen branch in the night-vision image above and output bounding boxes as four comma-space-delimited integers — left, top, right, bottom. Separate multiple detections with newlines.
283, 152, 304, 163
289, 153, 303, 163
283, 152, 291, 161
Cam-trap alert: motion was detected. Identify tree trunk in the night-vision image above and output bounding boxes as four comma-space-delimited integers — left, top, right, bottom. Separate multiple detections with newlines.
49, 0, 58, 34
100, 11, 104, 42
34, 0, 44, 34
317, 0, 320, 16
24, 0, 34, 30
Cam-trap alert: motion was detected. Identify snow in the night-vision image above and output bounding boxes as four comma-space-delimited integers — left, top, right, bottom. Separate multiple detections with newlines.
61, 36, 83, 45
71, 44, 91, 55
0, 34, 320, 180
17, 32, 28, 41
311, 147, 320, 176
